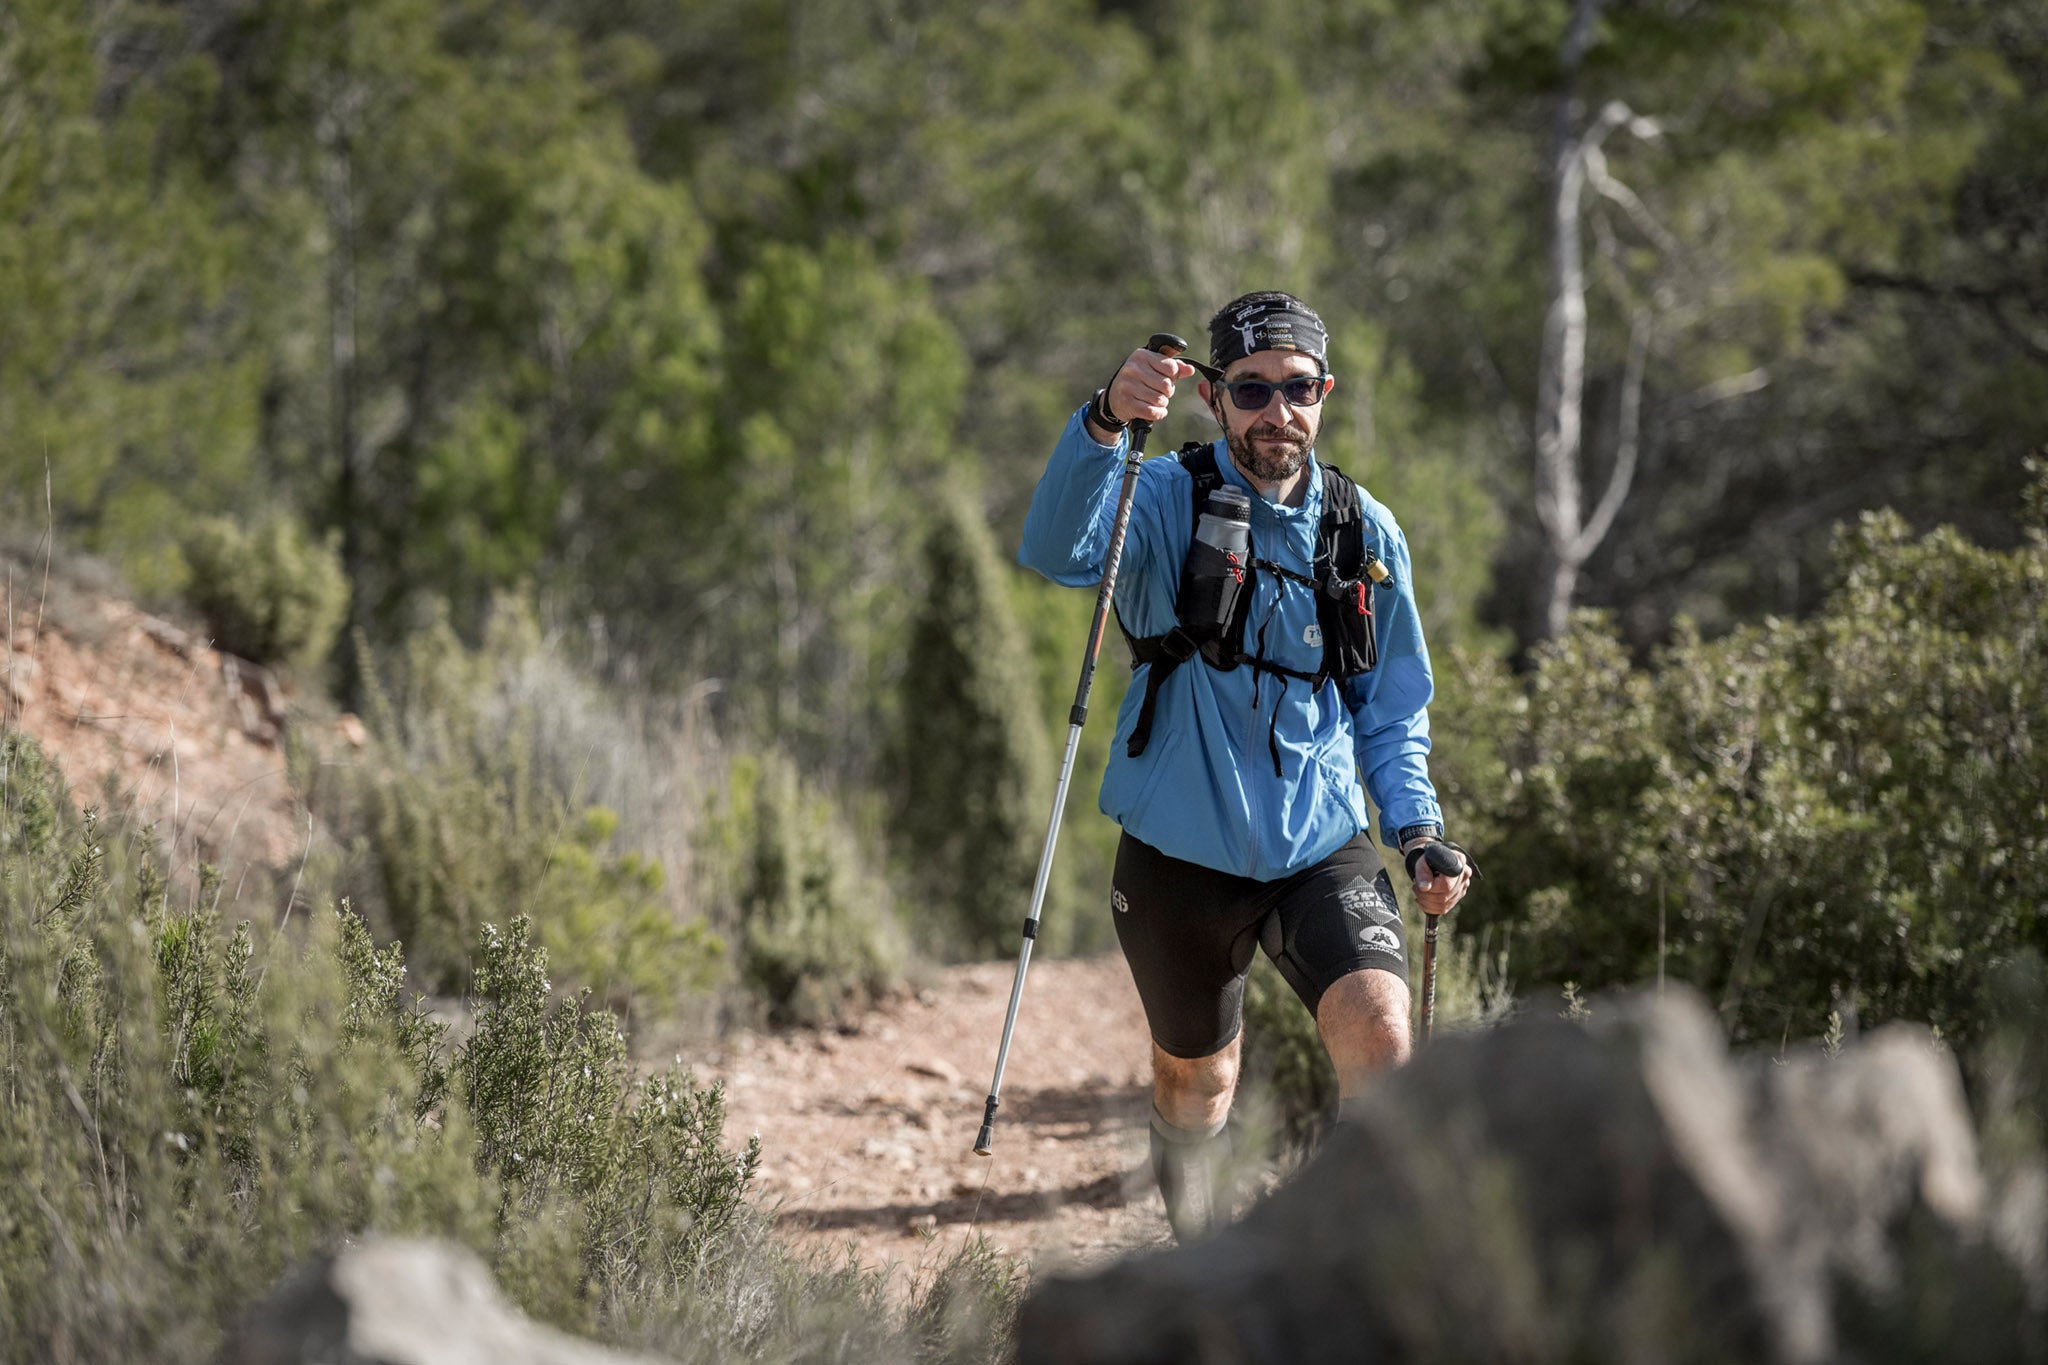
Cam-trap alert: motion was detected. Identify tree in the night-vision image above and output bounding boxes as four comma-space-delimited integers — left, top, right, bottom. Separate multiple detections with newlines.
0, 0, 264, 589
681, 237, 967, 773
891, 491, 1052, 958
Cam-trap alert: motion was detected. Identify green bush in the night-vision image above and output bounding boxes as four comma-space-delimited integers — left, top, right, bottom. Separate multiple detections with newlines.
180, 512, 348, 671
891, 490, 1053, 959
696, 752, 905, 1027
1434, 479, 2048, 1046
319, 605, 724, 1017
0, 732, 1016, 1363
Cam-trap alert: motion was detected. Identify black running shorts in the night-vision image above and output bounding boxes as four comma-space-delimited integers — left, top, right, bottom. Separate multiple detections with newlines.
1110, 831, 1407, 1060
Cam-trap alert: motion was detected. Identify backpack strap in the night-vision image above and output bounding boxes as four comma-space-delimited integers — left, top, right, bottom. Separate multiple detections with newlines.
1119, 442, 1228, 759
1316, 460, 1362, 586
1309, 461, 1379, 680
1177, 440, 1224, 509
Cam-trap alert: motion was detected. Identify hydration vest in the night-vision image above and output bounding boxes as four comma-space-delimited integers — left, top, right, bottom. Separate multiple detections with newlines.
1120, 442, 1389, 776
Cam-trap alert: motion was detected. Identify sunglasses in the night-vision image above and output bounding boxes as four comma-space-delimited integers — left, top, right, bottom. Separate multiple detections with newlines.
1213, 373, 1330, 412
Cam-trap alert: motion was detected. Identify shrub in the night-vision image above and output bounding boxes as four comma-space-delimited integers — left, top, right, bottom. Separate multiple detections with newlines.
0, 732, 1016, 1363
180, 512, 348, 671
696, 752, 905, 1027
891, 492, 1053, 958
318, 603, 724, 1018
1432, 479, 2048, 1046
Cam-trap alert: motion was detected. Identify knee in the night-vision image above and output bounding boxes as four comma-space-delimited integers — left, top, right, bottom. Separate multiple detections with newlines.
1152, 1041, 1240, 1121
1318, 971, 1412, 1082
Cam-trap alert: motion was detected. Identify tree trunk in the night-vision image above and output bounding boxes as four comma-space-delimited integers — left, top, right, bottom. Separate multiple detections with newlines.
1530, 0, 1601, 645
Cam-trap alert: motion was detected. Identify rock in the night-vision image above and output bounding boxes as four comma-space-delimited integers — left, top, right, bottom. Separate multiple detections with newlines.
137, 612, 198, 659
908, 1057, 962, 1085
221, 1238, 659, 1365
1019, 989, 2022, 1365
5, 654, 38, 707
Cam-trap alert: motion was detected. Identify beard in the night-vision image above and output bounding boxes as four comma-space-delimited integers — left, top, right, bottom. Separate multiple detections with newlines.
1225, 420, 1312, 484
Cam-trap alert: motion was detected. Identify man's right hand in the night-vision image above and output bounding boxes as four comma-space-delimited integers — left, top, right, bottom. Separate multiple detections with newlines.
1087, 348, 1198, 445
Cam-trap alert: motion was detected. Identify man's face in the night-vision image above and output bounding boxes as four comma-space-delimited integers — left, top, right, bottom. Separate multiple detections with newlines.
1201, 350, 1334, 485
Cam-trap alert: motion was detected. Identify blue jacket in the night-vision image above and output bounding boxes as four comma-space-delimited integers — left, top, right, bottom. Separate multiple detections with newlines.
1019, 404, 1444, 881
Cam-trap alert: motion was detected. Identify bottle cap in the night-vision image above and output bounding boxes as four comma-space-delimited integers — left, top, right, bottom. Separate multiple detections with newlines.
1204, 487, 1251, 521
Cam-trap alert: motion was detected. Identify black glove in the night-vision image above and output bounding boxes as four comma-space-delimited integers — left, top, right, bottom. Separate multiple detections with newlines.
1404, 837, 1481, 882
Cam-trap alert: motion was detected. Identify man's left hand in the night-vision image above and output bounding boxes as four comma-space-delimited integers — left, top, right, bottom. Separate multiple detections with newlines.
1407, 842, 1472, 917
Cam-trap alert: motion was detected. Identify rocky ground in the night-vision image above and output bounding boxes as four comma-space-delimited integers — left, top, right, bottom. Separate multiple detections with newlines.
699, 954, 1175, 1284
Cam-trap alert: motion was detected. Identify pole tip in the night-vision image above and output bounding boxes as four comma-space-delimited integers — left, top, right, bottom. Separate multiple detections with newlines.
973, 1127, 994, 1157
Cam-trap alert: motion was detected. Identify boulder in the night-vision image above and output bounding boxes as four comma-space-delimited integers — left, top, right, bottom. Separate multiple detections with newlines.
1019, 989, 2030, 1365
220, 1238, 659, 1365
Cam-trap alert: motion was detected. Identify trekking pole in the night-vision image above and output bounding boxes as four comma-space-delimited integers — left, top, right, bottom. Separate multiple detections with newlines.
1416, 843, 1470, 1045
1421, 913, 1442, 1044
975, 332, 1189, 1158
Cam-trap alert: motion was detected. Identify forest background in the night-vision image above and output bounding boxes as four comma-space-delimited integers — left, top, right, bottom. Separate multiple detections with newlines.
8, 0, 2047, 1038
2, 1, 2047, 1354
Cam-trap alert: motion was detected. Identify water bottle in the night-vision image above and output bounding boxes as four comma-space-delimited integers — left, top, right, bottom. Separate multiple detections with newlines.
1179, 486, 1252, 637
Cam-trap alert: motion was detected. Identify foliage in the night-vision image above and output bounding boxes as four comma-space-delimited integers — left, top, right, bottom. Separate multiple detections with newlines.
0, 732, 1016, 1363
1437, 491, 2048, 1045
892, 490, 1053, 957
0, 0, 267, 591
180, 511, 349, 671
903, 1233, 1029, 1365
684, 235, 969, 775
694, 752, 905, 1028
317, 603, 724, 1016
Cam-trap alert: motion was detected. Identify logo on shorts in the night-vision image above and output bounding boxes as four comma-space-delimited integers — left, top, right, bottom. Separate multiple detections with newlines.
1112, 888, 1130, 914
1359, 924, 1402, 954
1337, 875, 1398, 925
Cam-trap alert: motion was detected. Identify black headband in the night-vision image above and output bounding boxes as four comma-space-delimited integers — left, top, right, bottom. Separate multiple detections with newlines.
1208, 294, 1328, 372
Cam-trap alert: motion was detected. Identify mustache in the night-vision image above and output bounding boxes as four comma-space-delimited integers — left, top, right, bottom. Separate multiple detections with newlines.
1248, 423, 1307, 444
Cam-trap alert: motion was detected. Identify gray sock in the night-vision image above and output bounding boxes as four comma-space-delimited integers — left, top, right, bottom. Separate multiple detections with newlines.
1149, 1106, 1232, 1243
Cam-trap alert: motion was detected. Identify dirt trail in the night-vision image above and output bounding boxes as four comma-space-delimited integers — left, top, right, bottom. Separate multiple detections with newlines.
699, 955, 1174, 1282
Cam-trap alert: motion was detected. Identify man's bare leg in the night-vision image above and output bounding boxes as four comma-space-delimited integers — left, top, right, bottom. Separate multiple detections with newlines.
1317, 967, 1412, 1100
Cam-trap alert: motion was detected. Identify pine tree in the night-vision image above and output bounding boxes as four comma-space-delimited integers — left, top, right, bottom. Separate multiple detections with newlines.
891, 492, 1052, 958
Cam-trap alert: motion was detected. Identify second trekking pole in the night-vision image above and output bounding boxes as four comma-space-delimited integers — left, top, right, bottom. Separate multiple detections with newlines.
975, 332, 1189, 1158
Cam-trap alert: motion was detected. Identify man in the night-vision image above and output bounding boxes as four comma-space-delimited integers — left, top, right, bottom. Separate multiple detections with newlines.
1018, 291, 1473, 1240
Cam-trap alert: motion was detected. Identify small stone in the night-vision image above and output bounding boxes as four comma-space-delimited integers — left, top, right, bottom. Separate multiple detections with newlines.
907, 1058, 962, 1085
6, 656, 39, 707
905, 1213, 938, 1235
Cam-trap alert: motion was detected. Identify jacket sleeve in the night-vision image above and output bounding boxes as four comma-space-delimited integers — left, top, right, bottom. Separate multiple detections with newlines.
1018, 403, 1157, 589
1339, 513, 1445, 847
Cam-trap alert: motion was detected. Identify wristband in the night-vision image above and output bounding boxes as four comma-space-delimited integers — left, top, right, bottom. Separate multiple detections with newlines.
1089, 386, 1127, 433
1396, 822, 1443, 850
